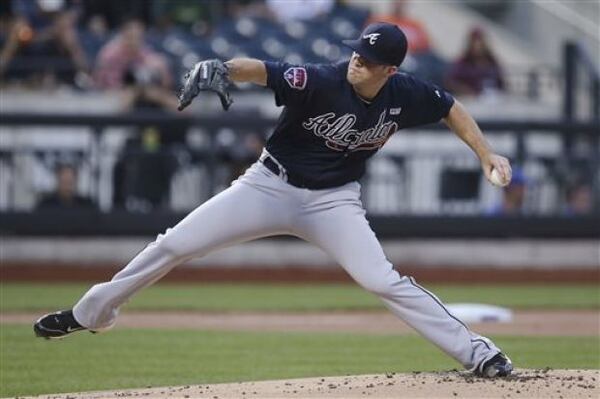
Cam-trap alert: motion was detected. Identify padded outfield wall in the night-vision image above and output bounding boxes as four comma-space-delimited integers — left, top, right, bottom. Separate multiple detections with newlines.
1, 237, 598, 283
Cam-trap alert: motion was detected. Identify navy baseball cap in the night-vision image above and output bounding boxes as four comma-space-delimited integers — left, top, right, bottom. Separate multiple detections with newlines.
342, 22, 408, 66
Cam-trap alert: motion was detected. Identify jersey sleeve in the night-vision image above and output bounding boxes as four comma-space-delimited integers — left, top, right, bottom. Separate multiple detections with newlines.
264, 61, 321, 107
403, 78, 455, 127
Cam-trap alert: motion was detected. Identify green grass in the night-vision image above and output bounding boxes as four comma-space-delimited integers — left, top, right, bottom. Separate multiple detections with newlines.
1, 325, 598, 397
1, 283, 599, 312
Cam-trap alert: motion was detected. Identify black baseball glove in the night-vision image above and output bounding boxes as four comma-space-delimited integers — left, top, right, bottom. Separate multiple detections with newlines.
177, 59, 233, 111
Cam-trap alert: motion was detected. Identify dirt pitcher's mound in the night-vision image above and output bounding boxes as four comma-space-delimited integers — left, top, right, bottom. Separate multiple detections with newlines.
27, 369, 599, 398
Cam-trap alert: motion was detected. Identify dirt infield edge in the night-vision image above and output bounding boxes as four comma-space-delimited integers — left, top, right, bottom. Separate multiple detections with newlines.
2, 263, 599, 283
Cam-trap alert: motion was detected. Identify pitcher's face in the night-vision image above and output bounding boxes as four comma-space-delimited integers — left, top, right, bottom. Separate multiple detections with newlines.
346, 52, 396, 86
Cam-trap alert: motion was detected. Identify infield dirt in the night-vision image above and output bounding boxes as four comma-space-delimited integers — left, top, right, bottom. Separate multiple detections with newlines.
21, 369, 599, 398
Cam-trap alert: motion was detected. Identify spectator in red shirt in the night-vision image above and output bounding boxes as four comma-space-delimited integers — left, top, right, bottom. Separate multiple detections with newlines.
94, 18, 172, 91
445, 27, 505, 97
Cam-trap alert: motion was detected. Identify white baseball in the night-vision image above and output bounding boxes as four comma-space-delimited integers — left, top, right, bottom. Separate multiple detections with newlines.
490, 168, 509, 187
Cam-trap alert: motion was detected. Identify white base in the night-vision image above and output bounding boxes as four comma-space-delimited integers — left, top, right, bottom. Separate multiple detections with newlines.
446, 303, 513, 323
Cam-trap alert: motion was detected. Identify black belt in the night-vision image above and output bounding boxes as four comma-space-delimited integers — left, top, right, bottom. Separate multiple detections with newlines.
262, 156, 310, 189
261, 155, 349, 190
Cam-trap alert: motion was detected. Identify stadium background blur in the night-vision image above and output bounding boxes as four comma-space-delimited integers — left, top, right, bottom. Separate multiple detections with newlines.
0, 0, 598, 281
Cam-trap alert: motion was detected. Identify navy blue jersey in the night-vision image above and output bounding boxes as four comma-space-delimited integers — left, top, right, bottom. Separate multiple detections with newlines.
264, 60, 454, 189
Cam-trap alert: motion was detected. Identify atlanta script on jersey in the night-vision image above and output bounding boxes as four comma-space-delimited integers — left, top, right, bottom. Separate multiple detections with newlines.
302, 110, 398, 151
264, 60, 454, 189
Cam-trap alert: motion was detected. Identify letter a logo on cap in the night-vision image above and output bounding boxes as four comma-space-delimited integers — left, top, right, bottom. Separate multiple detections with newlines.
362, 33, 381, 45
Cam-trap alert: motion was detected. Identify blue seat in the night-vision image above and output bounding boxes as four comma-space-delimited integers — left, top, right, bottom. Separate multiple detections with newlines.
328, 15, 361, 41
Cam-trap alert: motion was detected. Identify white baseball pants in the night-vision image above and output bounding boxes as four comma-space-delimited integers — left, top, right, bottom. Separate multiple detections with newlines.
73, 160, 501, 371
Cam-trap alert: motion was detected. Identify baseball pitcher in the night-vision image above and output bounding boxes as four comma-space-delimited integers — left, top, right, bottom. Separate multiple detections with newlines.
35, 22, 513, 378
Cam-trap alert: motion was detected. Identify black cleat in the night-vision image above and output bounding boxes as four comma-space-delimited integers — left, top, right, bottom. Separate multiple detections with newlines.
34, 310, 86, 339
475, 352, 513, 378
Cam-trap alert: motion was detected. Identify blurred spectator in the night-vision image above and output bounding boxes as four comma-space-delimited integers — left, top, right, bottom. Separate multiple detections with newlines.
366, 0, 445, 85
94, 18, 172, 90
111, 19, 179, 129
223, 0, 272, 21
0, 0, 90, 84
37, 163, 96, 210
112, 125, 182, 213
266, 0, 334, 23
445, 27, 505, 97
149, 0, 214, 37
563, 181, 594, 216
486, 169, 526, 216
0, 2, 15, 57
80, 0, 152, 30
367, 0, 429, 54
98, 19, 184, 212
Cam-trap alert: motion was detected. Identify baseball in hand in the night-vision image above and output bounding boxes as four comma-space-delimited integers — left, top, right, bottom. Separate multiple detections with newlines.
489, 168, 509, 187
